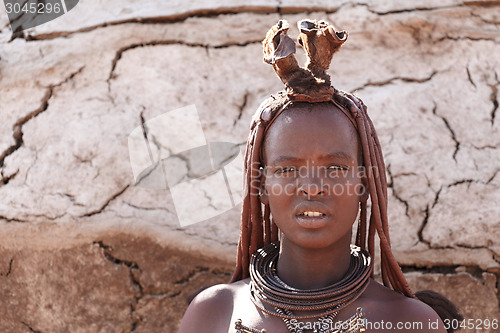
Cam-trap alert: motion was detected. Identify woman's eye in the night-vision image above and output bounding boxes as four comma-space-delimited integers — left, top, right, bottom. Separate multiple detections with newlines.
328, 165, 348, 171
277, 166, 296, 174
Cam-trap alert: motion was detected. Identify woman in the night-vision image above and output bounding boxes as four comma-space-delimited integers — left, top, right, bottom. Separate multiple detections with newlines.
179, 19, 461, 333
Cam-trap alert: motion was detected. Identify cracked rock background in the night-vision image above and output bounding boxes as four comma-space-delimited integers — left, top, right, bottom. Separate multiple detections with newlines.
0, 1, 499, 332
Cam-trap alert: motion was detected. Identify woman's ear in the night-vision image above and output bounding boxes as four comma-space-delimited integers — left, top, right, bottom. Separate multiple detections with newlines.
360, 175, 369, 203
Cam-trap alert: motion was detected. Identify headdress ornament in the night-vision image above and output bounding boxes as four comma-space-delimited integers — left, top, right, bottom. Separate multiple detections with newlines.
259, 19, 357, 130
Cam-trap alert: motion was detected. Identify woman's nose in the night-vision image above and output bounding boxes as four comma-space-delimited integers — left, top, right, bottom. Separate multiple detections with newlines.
297, 178, 328, 198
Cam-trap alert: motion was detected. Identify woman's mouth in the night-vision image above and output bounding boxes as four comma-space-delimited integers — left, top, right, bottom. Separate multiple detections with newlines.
295, 210, 330, 228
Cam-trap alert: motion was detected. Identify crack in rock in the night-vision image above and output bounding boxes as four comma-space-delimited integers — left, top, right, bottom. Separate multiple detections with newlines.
132, 110, 165, 186
22, 5, 346, 41
0, 88, 51, 170
470, 10, 500, 25
352, 71, 438, 92
487, 169, 499, 184
488, 72, 499, 125
437, 35, 497, 42
418, 206, 431, 247
81, 185, 130, 217
386, 164, 410, 217
466, 64, 477, 88
174, 266, 209, 286
418, 184, 443, 247
93, 241, 143, 332
432, 103, 460, 161
0, 168, 19, 185
233, 91, 249, 127
447, 179, 474, 188
0, 215, 26, 223
200, 187, 218, 211
32, 212, 68, 221
456, 244, 499, 252
0, 258, 14, 277
106, 39, 262, 93
362, 3, 467, 16
21, 322, 42, 333
473, 144, 498, 150
52, 192, 86, 207
431, 187, 443, 209
419, 178, 495, 249
401, 264, 461, 275
176, 224, 238, 247
139, 108, 150, 144
401, 264, 496, 284
0, 66, 85, 181
124, 202, 171, 213
91, 240, 214, 331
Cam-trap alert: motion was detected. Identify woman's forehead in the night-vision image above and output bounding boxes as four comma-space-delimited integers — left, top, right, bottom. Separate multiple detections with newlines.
264, 102, 358, 140
262, 102, 360, 163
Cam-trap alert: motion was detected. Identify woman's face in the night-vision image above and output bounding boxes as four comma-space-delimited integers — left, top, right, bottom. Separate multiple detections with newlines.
261, 102, 365, 249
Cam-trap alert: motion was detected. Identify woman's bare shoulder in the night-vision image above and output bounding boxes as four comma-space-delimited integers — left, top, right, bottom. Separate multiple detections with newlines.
178, 280, 250, 333
360, 279, 446, 333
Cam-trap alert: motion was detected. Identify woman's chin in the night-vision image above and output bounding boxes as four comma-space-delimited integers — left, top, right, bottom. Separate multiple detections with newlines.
285, 234, 342, 250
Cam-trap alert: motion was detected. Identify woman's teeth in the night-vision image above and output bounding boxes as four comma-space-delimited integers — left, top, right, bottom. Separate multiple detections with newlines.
301, 211, 325, 217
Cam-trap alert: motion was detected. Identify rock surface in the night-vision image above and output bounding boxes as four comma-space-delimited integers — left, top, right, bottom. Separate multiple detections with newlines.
0, 228, 233, 333
0, 0, 499, 331
406, 271, 500, 333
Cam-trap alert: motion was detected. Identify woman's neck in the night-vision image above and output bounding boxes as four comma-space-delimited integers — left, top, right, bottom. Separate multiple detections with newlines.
276, 235, 352, 290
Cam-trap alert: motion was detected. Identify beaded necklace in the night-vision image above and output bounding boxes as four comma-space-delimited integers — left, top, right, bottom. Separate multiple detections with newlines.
235, 242, 372, 333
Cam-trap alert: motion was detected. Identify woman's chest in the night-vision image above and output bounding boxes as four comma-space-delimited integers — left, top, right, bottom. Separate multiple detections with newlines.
230, 290, 288, 333
229, 287, 367, 333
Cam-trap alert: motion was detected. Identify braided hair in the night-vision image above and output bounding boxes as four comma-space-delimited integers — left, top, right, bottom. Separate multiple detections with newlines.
230, 19, 462, 331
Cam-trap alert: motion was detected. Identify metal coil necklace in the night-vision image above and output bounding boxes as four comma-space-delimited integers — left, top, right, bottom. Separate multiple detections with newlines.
235, 242, 372, 333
